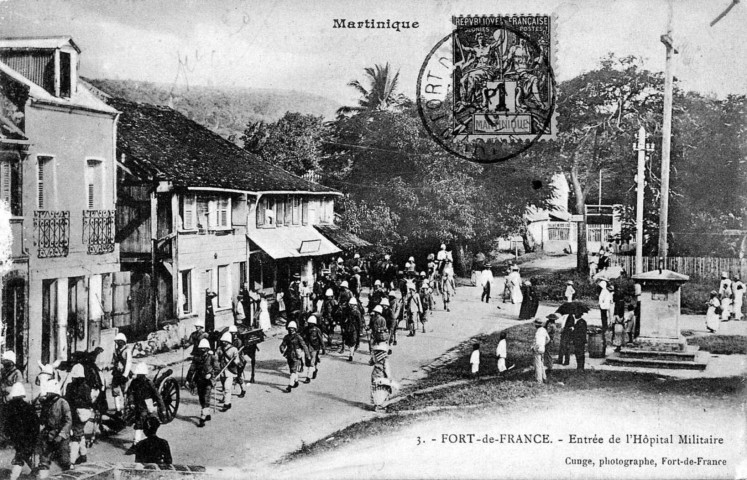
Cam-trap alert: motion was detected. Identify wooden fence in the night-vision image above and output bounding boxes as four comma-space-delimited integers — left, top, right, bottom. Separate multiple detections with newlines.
611, 254, 747, 281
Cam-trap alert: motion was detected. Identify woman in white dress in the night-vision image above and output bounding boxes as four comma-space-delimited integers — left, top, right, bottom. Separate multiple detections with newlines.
258, 295, 272, 331
705, 291, 721, 333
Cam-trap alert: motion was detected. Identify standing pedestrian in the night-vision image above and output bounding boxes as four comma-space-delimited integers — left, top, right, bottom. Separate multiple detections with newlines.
405, 282, 423, 337
557, 313, 575, 366
481, 265, 493, 303
342, 297, 362, 361
186, 339, 219, 428
719, 272, 733, 321
258, 294, 272, 331
234, 295, 246, 325
125, 363, 164, 454
227, 325, 247, 399
598, 280, 613, 336
36, 380, 72, 477
65, 364, 92, 465
389, 292, 403, 346
532, 318, 550, 384
507, 266, 523, 305
706, 291, 721, 333
300, 280, 312, 313
519, 281, 539, 320
217, 332, 240, 412
3, 383, 39, 480
733, 276, 744, 321
623, 304, 637, 343
321, 288, 338, 350
303, 315, 324, 382
110, 333, 132, 418
544, 314, 558, 374
279, 321, 310, 393
564, 280, 575, 302
573, 313, 588, 370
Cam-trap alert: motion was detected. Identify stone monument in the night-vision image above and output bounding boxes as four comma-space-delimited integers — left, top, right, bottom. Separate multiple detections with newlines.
606, 268, 708, 370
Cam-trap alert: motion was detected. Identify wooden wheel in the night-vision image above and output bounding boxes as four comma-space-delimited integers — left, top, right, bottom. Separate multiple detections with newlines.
158, 377, 180, 424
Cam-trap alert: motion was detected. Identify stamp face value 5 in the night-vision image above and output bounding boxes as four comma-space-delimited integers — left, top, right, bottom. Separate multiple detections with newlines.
418, 14, 558, 163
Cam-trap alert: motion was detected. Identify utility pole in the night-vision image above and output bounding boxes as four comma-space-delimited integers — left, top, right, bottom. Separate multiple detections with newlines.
658, 0, 676, 258
633, 127, 654, 274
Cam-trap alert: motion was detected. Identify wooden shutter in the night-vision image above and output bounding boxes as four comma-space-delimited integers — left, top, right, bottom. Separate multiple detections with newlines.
37, 159, 45, 209
256, 198, 265, 227
183, 195, 196, 229
302, 198, 309, 225
284, 195, 292, 225
276, 197, 284, 226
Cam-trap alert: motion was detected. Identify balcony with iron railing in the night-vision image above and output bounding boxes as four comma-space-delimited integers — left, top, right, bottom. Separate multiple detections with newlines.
33, 210, 70, 258
82, 209, 116, 255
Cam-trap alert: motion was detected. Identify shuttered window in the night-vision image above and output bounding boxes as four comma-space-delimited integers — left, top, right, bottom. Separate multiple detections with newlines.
86, 159, 103, 210
301, 198, 309, 225
180, 270, 193, 315
37, 155, 53, 209
0, 160, 11, 207
276, 197, 285, 226
217, 197, 230, 228
182, 195, 197, 230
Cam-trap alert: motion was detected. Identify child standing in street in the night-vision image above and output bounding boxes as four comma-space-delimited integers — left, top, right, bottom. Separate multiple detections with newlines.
496, 332, 508, 376
469, 344, 480, 377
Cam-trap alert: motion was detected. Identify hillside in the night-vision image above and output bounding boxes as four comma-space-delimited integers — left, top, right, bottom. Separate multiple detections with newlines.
84, 78, 340, 144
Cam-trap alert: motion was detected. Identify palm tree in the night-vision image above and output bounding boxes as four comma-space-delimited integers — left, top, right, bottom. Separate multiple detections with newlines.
337, 63, 406, 115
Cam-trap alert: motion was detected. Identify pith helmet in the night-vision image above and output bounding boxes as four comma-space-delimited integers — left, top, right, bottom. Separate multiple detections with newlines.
115, 333, 127, 343
220, 332, 233, 343
133, 363, 149, 376
287, 321, 298, 330
2, 351, 16, 364
228, 325, 238, 333
70, 364, 86, 379
373, 305, 383, 314
198, 339, 211, 349
307, 315, 317, 324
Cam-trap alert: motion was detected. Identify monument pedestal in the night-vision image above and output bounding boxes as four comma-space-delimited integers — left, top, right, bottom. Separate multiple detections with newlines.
605, 269, 709, 371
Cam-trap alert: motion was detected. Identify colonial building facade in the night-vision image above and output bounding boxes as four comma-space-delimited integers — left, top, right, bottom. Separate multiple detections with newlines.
0, 37, 121, 378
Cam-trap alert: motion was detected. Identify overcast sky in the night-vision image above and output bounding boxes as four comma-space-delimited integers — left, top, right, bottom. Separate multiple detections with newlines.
1, 0, 745, 104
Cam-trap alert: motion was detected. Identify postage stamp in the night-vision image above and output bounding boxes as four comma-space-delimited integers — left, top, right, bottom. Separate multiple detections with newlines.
417, 14, 558, 163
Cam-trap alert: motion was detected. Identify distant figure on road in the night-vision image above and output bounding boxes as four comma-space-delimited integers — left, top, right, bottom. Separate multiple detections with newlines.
733, 276, 744, 321
279, 321, 310, 393
186, 339, 219, 428
519, 281, 539, 320
506, 266, 523, 305
370, 343, 396, 413
480, 266, 493, 303
718, 272, 733, 321
303, 315, 324, 382
564, 280, 575, 302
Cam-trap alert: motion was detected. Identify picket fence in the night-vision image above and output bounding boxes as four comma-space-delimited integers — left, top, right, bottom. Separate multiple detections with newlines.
610, 254, 747, 281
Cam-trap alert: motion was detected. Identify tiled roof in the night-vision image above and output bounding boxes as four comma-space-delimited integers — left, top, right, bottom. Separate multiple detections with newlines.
314, 224, 373, 251
110, 98, 338, 194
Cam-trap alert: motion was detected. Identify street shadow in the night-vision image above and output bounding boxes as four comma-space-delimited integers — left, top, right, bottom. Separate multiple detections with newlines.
307, 390, 371, 411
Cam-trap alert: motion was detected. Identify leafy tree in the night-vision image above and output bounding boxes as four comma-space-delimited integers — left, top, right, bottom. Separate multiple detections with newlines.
241, 111, 327, 176
526, 55, 664, 273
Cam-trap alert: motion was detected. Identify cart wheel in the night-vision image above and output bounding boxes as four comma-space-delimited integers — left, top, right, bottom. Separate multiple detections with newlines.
158, 377, 180, 424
